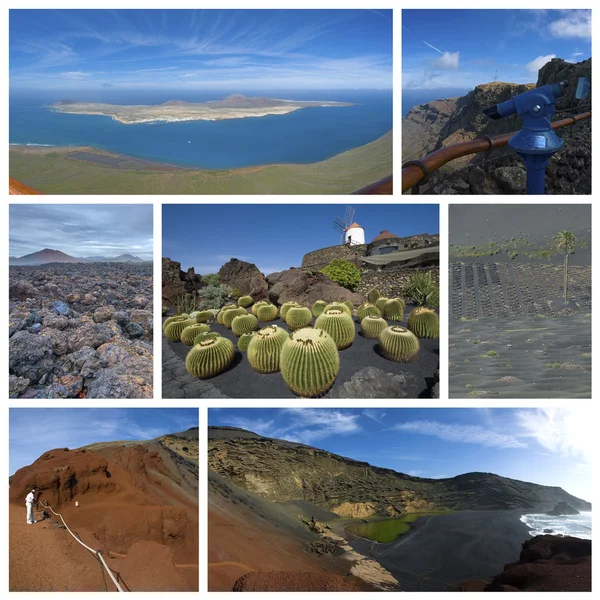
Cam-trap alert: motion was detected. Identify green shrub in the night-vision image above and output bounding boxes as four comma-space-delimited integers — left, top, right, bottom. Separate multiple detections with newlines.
199, 285, 232, 310
321, 260, 361, 291
201, 273, 220, 286
403, 271, 439, 307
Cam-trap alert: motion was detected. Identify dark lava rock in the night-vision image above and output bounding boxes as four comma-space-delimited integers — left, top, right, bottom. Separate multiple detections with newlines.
9, 375, 30, 398
547, 501, 579, 516
52, 300, 69, 315
218, 258, 268, 300
9, 331, 55, 383
267, 268, 363, 307
9, 280, 37, 300
86, 360, 153, 399
162, 257, 203, 305
543, 529, 554, 534
125, 322, 144, 338
305, 539, 345, 557
329, 366, 415, 398
112, 310, 130, 326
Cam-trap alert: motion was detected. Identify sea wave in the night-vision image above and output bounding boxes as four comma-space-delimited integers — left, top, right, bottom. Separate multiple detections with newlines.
10, 143, 55, 147
520, 512, 592, 540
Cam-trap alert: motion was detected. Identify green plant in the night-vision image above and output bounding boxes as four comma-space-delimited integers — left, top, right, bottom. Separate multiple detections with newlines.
304, 270, 313, 276
163, 314, 188, 331
181, 323, 211, 345
343, 300, 354, 312
323, 302, 351, 317
315, 309, 355, 350
237, 332, 256, 352
403, 271, 439, 307
231, 313, 259, 337
201, 273, 220, 286
217, 304, 238, 324
285, 307, 313, 331
357, 302, 381, 322
555, 230, 576, 301
383, 298, 405, 321
378, 326, 420, 362
223, 307, 247, 329
185, 336, 235, 379
280, 301, 301, 321
193, 331, 221, 345
251, 301, 270, 316
176, 292, 198, 314
162, 306, 168, 316
257, 304, 279, 322
230, 288, 241, 300
199, 285, 232, 310
407, 307, 439, 339
195, 310, 214, 323
484, 350, 497, 357
375, 297, 390, 312
238, 295, 253, 308
320, 259, 361, 291
164, 318, 194, 342
247, 325, 290, 373
360, 315, 388, 339
280, 328, 340, 397
367, 288, 380, 304
312, 300, 328, 317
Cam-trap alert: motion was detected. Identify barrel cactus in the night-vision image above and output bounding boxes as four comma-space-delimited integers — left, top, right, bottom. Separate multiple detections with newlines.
231, 313, 259, 337
367, 288, 380, 304
247, 325, 290, 373
181, 323, 211, 345
238, 295, 253, 308
281, 301, 301, 321
314, 309, 355, 350
357, 302, 381, 322
378, 326, 420, 362
280, 328, 340, 397
312, 300, 327, 317
164, 318, 194, 342
185, 336, 235, 379
222, 307, 247, 329
256, 304, 278, 322
407, 307, 439, 339
252, 300, 270, 316
237, 332, 256, 352
375, 297, 390, 312
343, 300, 354, 312
163, 314, 188, 331
217, 304, 238, 325
193, 331, 221, 345
285, 307, 313, 331
383, 298, 405, 321
195, 310, 214, 323
361, 315, 388, 339
323, 302, 351, 317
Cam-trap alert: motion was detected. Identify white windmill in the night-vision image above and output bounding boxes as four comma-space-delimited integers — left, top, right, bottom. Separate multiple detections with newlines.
332, 206, 365, 246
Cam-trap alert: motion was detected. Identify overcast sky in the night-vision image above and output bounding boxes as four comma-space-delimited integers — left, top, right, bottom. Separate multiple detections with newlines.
9, 204, 153, 259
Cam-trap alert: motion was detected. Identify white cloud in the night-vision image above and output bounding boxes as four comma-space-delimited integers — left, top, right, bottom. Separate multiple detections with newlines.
393, 420, 526, 449
430, 51, 460, 70
362, 409, 387, 423
525, 54, 556, 74
281, 409, 361, 444
60, 71, 89, 78
573, 52, 584, 57
225, 417, 275, 436
549, 11, 591, 39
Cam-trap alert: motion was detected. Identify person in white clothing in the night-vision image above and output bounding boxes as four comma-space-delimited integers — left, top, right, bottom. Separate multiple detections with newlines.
26, 489, 36, 524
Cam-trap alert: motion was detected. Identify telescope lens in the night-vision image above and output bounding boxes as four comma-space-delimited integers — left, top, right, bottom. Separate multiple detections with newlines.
483, 105, 501, 120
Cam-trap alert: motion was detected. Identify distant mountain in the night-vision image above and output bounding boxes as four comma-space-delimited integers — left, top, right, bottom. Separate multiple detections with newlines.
10, 248, 83, 266
81, 255, 108, 261
107, 253, 144, 263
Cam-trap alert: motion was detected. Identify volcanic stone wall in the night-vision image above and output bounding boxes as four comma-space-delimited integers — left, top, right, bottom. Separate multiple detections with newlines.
358, 266, 440, 299
301, 244, 368, 270
368, 233, 439, 254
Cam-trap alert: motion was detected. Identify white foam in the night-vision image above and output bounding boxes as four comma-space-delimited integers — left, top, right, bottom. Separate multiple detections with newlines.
520, 511, 592, 540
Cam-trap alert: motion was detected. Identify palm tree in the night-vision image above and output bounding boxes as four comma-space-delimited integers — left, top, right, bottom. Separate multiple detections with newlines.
554, 230, 576, 301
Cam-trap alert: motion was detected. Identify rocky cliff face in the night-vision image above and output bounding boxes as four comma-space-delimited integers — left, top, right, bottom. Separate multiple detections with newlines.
402, 58, 591, 194
208, 427, 591, 516
162, 257, 203, 305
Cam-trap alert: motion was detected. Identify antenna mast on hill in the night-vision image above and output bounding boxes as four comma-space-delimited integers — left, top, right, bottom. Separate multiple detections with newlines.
332, 206, 355, 245
494, 70, 498, 82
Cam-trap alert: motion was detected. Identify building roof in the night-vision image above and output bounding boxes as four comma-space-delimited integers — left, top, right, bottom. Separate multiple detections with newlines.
371, 229, 399, 242
361, 246, 439, 265
345, 222, 363, 230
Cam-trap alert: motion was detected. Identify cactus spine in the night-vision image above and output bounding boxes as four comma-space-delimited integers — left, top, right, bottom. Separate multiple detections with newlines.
185, 336, 235, 379
378, 326, 420, 362
312, 300, 327, 317
280, 301, 300, 320
367, 288, 380, 304
280, 328, 340, 397
217, 304, 238, 325
237, 332, 256, 352
314, 309, 355, 350
222, 307, 247, 329
323, 302, 351, 317
285, 307, 313, 331
383, 298, 405, 321
164, 318, 194, 341
231, 313, 259, 337
247, 325, 290, 373
163, 314, 188, 332
180, 323, 211, 345
360, 315, 388, 339
252, 301, 270, 316
238, 295, 253, 308
375, 297, 390, 312
357, 302, 381, 322
193, 331, 221, 345
407, 307, 439, 339
256, 304, 278, 322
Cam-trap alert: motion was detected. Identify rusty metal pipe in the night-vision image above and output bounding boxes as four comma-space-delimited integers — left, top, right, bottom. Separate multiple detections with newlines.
402, 112, 591, 193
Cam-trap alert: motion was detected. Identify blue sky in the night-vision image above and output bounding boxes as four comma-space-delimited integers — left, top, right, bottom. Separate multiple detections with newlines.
163, 203, 439, 275
209, 408, 593, 502
10, 9, 392, 91
9, 408, 198, 474
403, 9, 591, 90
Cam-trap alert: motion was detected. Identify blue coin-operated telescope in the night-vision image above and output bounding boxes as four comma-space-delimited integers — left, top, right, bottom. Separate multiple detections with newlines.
483, 81, 568, 194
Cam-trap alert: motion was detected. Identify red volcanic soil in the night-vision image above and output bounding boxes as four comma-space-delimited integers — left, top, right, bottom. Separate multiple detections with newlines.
484, 535, 591, 592
233, 571, 362, 591
10, 442, 198, 592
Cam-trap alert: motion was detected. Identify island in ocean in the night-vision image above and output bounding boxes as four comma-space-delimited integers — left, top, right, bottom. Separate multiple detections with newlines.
50, 94, 354, 125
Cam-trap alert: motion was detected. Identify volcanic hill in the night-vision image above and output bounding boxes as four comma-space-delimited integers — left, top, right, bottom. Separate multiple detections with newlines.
9, 429, 198, 591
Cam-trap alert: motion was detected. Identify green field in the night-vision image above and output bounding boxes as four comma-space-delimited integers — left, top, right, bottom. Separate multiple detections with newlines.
9, 130, 392, 194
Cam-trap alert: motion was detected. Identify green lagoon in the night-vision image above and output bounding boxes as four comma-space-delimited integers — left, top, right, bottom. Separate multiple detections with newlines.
348, 511, 450, 543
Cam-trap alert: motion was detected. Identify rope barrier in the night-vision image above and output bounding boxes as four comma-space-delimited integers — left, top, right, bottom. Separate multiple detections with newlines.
40, 501, 125, 592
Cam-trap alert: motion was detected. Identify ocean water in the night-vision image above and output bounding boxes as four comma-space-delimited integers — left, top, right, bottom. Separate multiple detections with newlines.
402, 88, 469, 117
520, 511, 592, 540
9, 89, 392, 169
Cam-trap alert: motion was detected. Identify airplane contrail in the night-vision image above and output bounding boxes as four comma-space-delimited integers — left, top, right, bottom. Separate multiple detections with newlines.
422, 40, 444, 54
